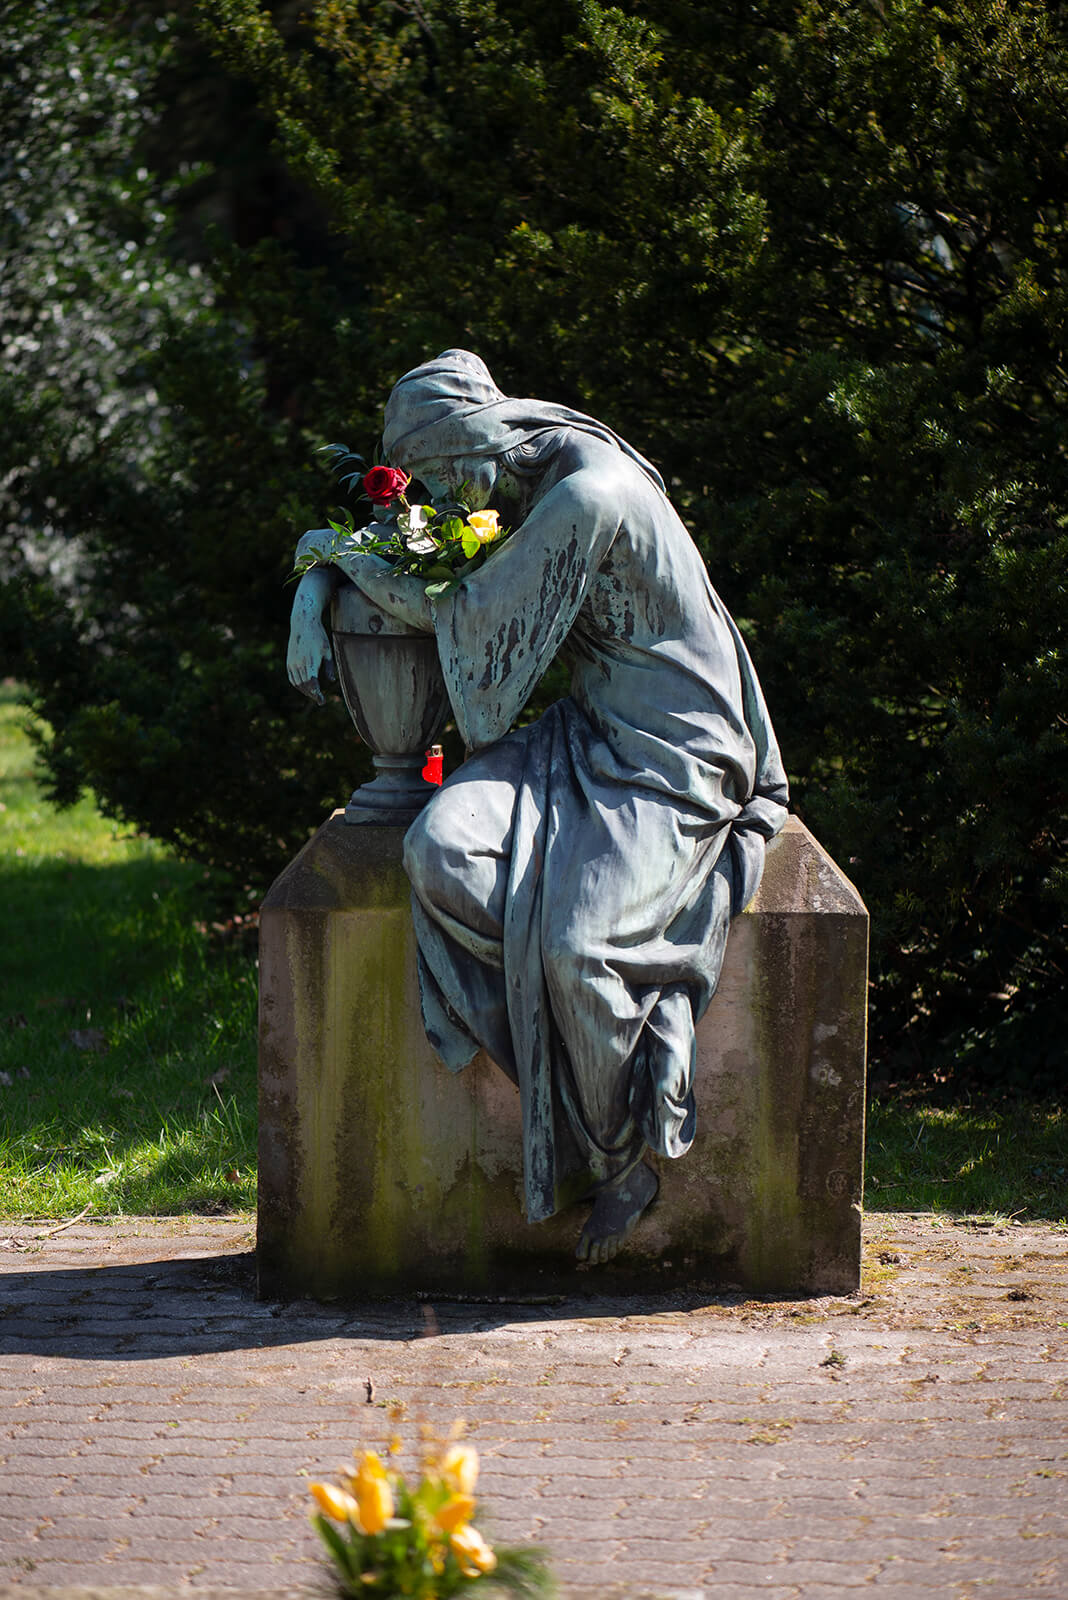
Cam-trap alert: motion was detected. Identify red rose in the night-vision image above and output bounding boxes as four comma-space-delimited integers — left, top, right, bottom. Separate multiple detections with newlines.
363, 465, 409, 505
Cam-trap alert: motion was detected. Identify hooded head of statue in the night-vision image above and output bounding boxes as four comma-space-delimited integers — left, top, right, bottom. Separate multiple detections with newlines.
381, 349, 665, 495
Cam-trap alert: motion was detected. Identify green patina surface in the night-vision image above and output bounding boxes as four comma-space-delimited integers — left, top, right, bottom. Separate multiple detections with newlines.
284, 912, 334, 1278
335, 911, 407, 1270
743, 917, 806, 1290
284, 889, 510, 1291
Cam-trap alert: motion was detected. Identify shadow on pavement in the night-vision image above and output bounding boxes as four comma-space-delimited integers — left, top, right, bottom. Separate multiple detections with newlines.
0, 1250, 769, 1360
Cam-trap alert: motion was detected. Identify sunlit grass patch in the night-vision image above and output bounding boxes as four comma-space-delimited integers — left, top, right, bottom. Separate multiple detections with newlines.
865, 1099, 1067, 1223
0, 682, 257, 1218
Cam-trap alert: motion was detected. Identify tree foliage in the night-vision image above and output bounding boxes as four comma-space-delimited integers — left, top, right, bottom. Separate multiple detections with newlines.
0, 0, 372, 882
4, 0, 1065, 1084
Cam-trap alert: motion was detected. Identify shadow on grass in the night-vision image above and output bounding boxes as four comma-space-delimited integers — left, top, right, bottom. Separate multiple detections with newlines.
1, 853, 258, 1217
865, 1098, 1067, 1222
1, 853, 202, 1001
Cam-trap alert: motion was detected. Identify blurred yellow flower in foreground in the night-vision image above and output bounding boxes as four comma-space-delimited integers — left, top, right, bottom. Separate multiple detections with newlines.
309, 1425, 548, 1599
309, 1480, 360, 1522
466, 509, 501, 544
449, 1523, 498, 1576
440, 1442, 480, 1495
433, 1491, 476, 1533
352, 1451, 394, 1534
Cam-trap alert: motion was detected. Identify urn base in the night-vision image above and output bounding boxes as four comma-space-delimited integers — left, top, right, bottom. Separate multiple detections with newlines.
345, 753, 440, 827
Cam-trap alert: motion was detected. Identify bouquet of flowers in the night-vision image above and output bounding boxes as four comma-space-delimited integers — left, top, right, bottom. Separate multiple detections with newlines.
294, 446, 510, 600
309, 1426, 552, 1600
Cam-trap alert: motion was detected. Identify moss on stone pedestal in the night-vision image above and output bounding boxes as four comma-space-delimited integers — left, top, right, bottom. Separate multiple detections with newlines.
257, 814, 868, 1299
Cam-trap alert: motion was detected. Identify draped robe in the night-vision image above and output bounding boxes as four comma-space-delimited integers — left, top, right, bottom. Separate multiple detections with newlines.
401, 435, 789, 1223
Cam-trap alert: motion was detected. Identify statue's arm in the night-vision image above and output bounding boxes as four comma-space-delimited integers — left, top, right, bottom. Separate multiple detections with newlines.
295, 524, 433, 631
287, 525, 434, 705
435, 467, 620, 748
287, 563, 337, 705
330, 544, 434, 632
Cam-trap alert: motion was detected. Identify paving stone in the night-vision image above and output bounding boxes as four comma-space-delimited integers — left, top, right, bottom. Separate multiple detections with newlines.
0, 1214, 1065, 1596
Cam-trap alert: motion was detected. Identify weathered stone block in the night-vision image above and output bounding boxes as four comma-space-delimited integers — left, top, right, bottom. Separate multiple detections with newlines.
257, 814, 867, 1299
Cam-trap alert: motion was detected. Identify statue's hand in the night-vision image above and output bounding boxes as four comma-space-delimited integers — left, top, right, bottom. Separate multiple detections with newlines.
287, 596, 335, 706
294, 527, 335, 564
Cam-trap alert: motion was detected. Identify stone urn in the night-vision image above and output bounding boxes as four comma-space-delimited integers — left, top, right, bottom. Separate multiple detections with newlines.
329, 577, 450, 825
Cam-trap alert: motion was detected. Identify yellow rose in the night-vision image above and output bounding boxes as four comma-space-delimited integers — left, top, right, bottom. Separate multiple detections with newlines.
352, 1452, 394, 1535
309, 1481, 360, 1523
449, 1523, 497, 1577
466, 509, 501, 544
440, 1443, 479, 1495
433, 1491, 476, 1533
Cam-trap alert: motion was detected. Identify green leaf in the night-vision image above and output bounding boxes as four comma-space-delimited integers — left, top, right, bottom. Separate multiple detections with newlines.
425, 579, 458, 599
461, 530, 481, 559
490, 1545, 556, 1598
311, 1514, 360, 1582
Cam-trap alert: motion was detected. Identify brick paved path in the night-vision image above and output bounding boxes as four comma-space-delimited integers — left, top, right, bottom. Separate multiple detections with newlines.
1, 1214, 1065, 1599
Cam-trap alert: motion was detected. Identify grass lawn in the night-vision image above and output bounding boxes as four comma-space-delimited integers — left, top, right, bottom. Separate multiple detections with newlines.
865, 1099, 1065, 1224
1, 681, 257, 1218
1, 678, 1063, 1226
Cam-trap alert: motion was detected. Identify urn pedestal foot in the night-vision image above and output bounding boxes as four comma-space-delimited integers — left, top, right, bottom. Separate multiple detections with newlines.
345, 753, 440, 826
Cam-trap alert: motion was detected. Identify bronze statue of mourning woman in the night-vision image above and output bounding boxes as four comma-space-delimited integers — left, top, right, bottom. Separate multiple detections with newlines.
287, 350, 788, 1266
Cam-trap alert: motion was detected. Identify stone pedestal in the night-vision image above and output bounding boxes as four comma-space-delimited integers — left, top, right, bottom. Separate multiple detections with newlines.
257, 814, 867, 1300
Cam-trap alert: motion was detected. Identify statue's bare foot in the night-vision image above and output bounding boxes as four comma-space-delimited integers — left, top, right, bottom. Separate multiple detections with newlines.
576, 1160, 659, 1265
